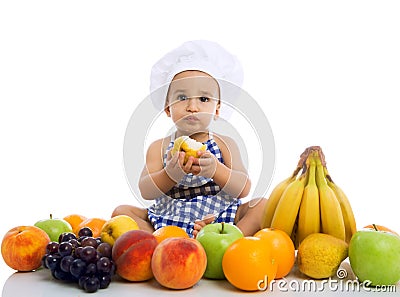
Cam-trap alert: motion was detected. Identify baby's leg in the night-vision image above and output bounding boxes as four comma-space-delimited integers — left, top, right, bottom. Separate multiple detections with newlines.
234, 197, 267, 236
112, 204, 155, 233
192, 214, 216, 238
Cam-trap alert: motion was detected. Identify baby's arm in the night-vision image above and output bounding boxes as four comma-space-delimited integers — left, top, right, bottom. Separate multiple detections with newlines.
138, 138, 196, 200
198, 135, 251, 198
138, 139, 172, 200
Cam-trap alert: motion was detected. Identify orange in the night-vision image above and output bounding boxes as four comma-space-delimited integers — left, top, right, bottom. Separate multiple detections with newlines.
63, 214, 87, 232
222, 236, 277, 291
254, 228, 295, 278
364, 224, 399, 236
152, 225, 189, 244
74, 218, 107, 238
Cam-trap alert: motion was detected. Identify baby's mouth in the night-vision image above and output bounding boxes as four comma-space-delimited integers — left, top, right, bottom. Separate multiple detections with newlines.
184, 115, 200, 122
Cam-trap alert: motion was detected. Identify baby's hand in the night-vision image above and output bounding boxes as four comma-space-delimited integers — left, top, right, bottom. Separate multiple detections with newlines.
165, 150, 195, 183
195, 151, 218, 179
193, 214, 216, 238
165, 151, 185, 183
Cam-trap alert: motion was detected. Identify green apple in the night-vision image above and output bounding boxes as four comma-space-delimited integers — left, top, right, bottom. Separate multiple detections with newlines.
349, 226, 400, 286
196, 222, 243, 279
34, 214, 73, 242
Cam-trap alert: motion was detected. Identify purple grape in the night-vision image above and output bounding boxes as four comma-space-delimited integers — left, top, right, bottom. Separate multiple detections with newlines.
46, 242, 59, 254
68, 238, 80, 249
84, 276, 100, 293
80, 246, 97, 263
78, 276, 90, 289
69, 259, 87, 279
110, 261, 116, 276
60, 255, 75, 273
81, 237, 98, 248
53, 268, 73, 281
58, 242, 73, 257
99, 274, 111, 289
77, 236, 88, 243
58, 232, 76, 243
75, 246, 83, 258
96, 257, 111, 274
41, 255, 49, 269
45, 254, 62, 271
85, 263, 97, 276
97, 242, 112, 258
78, 227, 93, 238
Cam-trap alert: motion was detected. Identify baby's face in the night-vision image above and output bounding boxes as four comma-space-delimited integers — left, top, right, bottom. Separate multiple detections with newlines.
165, 70, 220, 135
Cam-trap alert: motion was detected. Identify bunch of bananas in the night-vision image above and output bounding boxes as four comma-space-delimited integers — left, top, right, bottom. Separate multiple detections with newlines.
262, 146, 356, 247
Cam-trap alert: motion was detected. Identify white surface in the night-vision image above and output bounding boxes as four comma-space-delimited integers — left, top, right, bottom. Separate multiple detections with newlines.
1, 0, 400, 295
2, 262, 399, 296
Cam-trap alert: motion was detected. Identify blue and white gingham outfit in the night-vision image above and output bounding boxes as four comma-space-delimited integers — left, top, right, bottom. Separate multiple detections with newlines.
147, 132, 241, 237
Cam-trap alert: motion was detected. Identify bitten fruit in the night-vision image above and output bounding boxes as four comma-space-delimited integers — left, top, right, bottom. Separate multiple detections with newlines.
171, 136, 207, 163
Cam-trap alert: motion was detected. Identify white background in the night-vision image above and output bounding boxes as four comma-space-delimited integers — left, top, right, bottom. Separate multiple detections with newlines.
1, 0, 400, 291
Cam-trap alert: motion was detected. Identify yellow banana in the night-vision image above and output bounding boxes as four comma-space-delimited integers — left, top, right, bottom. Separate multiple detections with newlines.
291, 216, 299, 248
261, 168, 300, 228
297, 153, 320, 245
324, 167, 357, 243
270, 173, 306, 237
315, 155, 346, 241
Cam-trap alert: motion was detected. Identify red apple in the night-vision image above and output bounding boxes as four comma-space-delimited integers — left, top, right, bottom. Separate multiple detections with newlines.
112, 230, 158, 281
151, 237, 207, 289
1, 225, 50, 271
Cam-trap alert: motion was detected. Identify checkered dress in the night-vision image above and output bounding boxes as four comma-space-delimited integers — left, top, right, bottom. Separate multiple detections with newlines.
147, 133, 241, 237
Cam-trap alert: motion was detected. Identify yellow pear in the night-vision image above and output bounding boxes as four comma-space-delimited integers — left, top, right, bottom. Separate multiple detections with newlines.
297, 233, 348, 279
171, 136, 206, 163
100, 215, 139, 246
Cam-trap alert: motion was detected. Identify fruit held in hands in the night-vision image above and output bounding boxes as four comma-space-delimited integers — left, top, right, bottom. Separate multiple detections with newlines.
196, 222, 243, 279
112, 230, 158, 282
34, 214, 73, 242
297, 233, 348, 279
349, 225, 400, 286
151, 237, 207, 289
171, 135, 206, 163
1, 225, 50, 271
101, 215, 139, 247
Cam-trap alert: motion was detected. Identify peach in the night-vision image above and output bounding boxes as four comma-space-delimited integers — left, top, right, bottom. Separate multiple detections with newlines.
1, 225, 50, 271
112, 230, 158, 281
151, 237, 207, 290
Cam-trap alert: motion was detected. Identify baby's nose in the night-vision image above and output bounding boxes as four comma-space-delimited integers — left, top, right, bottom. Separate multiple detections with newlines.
186, 98, 199, 112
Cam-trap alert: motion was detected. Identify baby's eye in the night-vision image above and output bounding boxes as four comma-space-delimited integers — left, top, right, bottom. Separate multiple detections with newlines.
177, 94, 188, 101
199, 96, 209, 102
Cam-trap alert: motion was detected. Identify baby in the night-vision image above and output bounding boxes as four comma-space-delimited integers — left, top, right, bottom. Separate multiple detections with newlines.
112, 40, 267, 237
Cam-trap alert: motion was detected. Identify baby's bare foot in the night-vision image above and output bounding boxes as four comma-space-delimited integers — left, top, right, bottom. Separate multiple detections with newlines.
193, 214, 216, 238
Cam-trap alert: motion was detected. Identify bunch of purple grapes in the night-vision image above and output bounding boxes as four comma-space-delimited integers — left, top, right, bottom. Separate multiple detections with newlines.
41, 227, 115, 293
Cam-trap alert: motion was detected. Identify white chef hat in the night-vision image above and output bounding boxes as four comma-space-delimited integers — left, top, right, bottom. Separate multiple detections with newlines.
149, 40, 244, 119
